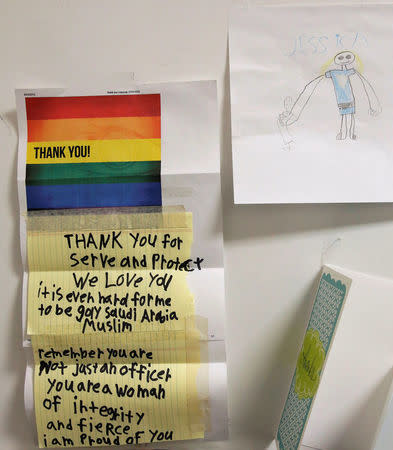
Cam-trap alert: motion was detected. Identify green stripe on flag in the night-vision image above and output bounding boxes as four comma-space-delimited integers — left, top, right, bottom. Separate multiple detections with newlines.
26, 161, 161, 186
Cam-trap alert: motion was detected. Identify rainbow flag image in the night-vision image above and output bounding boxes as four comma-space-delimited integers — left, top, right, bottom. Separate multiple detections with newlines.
25, 94, 161, 210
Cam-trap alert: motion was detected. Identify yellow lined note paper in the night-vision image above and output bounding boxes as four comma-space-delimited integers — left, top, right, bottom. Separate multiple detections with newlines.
27, 210, 194, 273
28, 269, 195, 335
27, 208, 207, 447
27, 209, 198, 336
32, 331, 205, 447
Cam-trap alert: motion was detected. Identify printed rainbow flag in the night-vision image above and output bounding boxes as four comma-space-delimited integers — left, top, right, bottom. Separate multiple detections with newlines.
25, 94, 161, 210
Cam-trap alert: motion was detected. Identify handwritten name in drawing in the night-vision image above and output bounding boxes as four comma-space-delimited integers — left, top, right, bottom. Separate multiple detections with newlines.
288, 32, 368, 57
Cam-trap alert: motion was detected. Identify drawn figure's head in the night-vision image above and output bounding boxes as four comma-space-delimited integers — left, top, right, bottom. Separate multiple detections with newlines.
334, 51, 355, 66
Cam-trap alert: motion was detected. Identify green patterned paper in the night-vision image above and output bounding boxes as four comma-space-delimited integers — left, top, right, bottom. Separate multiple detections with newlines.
276, 266, 351, 450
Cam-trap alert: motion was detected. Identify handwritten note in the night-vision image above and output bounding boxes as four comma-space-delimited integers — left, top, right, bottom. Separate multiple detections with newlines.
32, 331, 205, 447
27, 208, 207, 447
27, 209, 200, 335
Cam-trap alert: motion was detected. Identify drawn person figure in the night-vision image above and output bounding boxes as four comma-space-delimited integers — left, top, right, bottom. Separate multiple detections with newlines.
278, 51, 381, 148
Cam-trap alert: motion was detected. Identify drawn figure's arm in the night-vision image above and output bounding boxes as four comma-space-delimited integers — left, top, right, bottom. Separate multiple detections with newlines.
279, 75, 324, 126
355, 70, 382, 116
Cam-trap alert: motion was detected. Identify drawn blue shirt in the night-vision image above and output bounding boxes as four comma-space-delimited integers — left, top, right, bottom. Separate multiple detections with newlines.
325, 68, 355, 105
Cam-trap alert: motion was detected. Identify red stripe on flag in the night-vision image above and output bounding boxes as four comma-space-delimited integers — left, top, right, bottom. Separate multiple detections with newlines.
26, 94, 161, 120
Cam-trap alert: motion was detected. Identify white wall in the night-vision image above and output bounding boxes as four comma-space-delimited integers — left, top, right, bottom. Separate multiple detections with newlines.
0, 1, 391, 449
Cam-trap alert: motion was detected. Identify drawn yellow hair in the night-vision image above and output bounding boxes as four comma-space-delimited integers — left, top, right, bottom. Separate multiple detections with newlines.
320, 52, 364, 74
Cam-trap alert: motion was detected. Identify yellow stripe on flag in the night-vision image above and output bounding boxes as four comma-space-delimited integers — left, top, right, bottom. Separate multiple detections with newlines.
27, 139, 161, 164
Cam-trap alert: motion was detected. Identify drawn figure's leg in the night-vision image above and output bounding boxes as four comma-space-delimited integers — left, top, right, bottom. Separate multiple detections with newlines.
336, 115, 348, 140
349, 113, 356, 140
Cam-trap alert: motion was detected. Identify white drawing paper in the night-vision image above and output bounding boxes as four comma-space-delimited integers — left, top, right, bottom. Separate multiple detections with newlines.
229, 3, 393, 203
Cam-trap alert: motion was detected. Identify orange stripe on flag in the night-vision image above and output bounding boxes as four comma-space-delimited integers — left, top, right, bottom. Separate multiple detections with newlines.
27, 116, 161, 142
